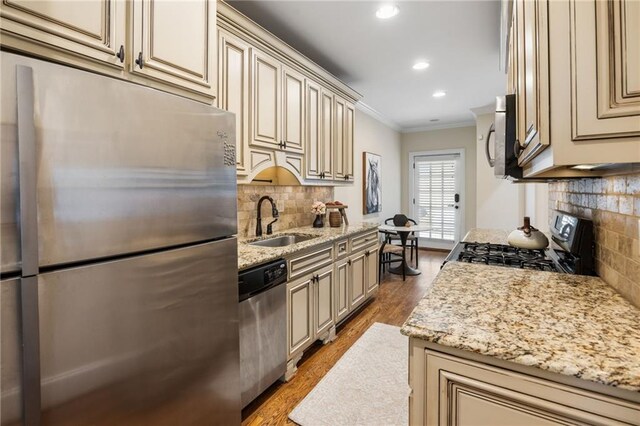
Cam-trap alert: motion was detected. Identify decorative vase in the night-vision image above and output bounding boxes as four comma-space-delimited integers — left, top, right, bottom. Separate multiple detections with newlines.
313, 214, 324, 228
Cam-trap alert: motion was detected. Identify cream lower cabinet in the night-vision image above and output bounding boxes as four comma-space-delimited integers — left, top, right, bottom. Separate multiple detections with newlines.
334, 257, 350, 324
409, 344, 640, 426
286, 234, 379, 380
286, 264, 334, 380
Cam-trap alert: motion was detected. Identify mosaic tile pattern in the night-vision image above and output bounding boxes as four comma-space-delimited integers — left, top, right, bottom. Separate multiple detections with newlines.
236, 185, 334, 237
549, 173, 640, 307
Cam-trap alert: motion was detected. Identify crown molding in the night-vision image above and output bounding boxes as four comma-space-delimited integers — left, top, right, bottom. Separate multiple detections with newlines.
469, 103, 495, 118
355, 102, 402, 132
401, 120, 476, 134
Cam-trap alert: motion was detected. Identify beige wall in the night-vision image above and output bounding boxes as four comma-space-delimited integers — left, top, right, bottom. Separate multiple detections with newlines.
335, 109, 402, 224
474, 113, 525, 230
549, 173, 640, 307
401, 126, 477, 237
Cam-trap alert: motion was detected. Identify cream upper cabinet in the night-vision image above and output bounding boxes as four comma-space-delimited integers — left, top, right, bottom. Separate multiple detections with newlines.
250, 48, 281, 149
334, 96, 356, 181
0, 0, 126, 69
515, 0, 550, 166
334, 96, 347, 180
282, 66, 305, 153
216, 1, 361, 184
508, 0, 640, 177
571, 0, 640, 140
130, 0, 216, 100
218, 29, 250, 174
345, 102, 355, 181
305, 85, 335, 181
1, 0, 217, 102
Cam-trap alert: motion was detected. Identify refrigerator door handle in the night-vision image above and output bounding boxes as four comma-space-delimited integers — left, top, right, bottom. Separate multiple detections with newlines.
17, 64, 42, 426
17, 65, 39, 276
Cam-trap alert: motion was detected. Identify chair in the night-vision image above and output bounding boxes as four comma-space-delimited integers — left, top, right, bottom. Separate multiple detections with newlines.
378, 236, 406, 281
384, 214, 419, 267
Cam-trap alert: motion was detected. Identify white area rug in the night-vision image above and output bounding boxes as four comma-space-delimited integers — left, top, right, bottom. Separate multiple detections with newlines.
289, 322, 410, 426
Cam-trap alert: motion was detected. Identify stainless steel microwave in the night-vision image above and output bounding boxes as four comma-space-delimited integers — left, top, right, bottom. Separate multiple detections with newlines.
486, 94, 522, 179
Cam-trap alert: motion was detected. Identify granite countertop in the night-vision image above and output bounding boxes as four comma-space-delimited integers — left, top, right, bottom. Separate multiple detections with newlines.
238, 222, 379, 271
401, 261, 640, 392
463, 228, 510, 245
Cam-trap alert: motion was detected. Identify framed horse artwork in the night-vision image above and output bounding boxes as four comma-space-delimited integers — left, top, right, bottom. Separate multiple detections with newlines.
363, 152, 382, 214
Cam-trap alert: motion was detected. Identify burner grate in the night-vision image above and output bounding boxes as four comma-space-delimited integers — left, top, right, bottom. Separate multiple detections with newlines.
456, 242, 560, 272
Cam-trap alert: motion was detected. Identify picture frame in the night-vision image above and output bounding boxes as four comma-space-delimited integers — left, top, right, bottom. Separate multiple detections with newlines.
363, 152, 382, 214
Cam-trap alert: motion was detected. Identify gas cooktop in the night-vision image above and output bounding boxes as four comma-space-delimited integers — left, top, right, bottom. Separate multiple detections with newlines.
450, 242, 561, 272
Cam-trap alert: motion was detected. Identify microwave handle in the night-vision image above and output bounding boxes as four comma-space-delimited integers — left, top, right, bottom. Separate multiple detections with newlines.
485, 123, 495, 167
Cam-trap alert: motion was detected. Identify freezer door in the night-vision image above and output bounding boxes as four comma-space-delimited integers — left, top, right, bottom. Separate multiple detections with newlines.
0, 278, 23, 426
1, 52, 237, 271
37, 239, 240, 425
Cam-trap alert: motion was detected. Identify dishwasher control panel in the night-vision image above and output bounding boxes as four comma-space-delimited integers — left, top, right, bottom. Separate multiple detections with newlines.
238, 258, 287, 302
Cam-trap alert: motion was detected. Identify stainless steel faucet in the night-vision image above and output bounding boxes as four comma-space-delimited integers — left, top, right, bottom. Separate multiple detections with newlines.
256, 195, 279, 237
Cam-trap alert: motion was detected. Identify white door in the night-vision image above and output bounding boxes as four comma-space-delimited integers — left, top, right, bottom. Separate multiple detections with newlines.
411, 152, 464, 250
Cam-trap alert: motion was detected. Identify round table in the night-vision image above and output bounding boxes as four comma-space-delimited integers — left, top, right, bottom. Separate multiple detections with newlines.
378, 224, 430, 276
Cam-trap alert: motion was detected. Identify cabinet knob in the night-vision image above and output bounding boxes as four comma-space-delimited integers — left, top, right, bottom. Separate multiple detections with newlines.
135, 52, 144, 69
115, 45, 125, 63
348, 259, 352, 266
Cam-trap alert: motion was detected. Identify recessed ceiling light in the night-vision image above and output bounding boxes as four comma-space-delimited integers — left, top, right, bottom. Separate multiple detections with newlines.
412, 61, 429, 70
433, 91, 446, 98
376, 5, 399, 19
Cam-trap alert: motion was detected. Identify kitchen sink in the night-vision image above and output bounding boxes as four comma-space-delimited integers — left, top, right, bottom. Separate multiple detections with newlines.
248, 234, 317, 248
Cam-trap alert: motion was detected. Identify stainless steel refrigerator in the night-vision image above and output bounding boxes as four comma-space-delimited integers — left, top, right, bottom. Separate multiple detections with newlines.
0, 52, 240, 425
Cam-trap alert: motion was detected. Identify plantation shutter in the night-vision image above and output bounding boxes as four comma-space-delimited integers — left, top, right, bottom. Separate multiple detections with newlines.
413, 154, 459, 241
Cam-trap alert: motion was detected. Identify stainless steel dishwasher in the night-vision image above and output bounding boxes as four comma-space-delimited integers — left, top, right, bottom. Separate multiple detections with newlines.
238, 258, 288, 408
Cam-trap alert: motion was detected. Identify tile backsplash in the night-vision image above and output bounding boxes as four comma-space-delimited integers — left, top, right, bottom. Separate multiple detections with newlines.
548, 173, 639, 307
237, 185, 334, 237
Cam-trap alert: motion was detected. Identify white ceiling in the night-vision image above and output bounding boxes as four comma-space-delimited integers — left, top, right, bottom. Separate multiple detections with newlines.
228, 0, 505, 132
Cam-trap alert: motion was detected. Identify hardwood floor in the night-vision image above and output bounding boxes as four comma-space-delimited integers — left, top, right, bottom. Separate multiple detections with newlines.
241, 250, 448, 426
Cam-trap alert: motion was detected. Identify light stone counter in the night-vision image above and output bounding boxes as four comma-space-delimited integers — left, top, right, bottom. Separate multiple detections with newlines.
401, 261, 640, 392
237, 222, 380, 271
462, 228, 510, 245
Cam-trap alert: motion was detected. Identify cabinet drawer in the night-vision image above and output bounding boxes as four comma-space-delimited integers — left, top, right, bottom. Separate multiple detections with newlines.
334, 239, 349, 260
350, 231, 378, 253
288, 245, 333, 281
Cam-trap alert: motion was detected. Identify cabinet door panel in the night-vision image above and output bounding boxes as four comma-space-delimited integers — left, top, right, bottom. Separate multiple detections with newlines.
218, 30, 250, 174
571, 0, 640, 140
321, 90, 334, 179
345, 102, 355, 181
287, 277, 312, 357
251, 49, 281, 149
305, 81, 322, 179
365, 247, 379, 296
0, 0, 125, 68
131, 0, 216, 98
517, 0, 550, 165
282, 67, 305, 153
334, 259, 349, 323
334, 96, 346, 179
314, 269, 333, 337
349, 253, 366, 310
